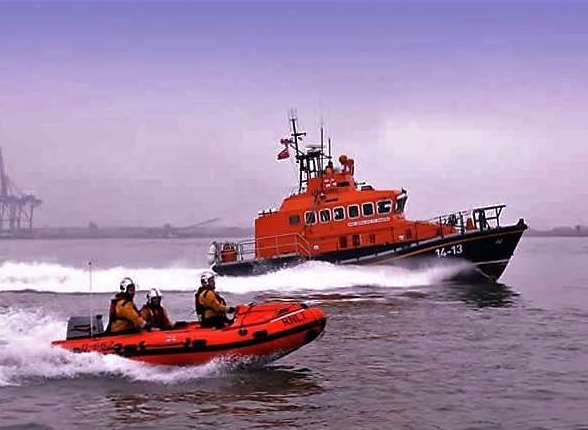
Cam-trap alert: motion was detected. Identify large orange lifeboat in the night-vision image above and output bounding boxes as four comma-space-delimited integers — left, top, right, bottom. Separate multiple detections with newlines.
52, 302, 326, 366
210, 115, 527, 281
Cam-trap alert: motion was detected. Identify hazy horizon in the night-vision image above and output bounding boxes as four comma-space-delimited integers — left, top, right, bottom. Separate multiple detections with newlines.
1, 1, 587, 230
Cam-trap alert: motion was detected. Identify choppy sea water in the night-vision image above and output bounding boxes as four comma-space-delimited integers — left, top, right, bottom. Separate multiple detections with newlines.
0, 237, 587, 429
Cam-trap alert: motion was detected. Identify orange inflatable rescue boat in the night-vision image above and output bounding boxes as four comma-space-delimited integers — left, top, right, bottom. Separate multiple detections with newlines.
52, 302, 326, 366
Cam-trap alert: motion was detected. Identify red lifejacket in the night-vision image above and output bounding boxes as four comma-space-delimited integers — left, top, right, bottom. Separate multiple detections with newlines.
141, 304, 172, 329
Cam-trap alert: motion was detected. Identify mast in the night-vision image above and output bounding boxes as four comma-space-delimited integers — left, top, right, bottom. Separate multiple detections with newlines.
283, 113, 331, 193
290, 114, 306, 157
288, 113, 307, 192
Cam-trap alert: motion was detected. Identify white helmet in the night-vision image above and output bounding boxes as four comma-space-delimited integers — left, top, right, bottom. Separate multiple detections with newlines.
200, 271, 215, 287
146, 288, 162, 303
120, 277, 136, 293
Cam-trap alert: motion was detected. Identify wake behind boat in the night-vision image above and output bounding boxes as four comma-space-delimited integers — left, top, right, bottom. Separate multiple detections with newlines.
210, 115, 527, 281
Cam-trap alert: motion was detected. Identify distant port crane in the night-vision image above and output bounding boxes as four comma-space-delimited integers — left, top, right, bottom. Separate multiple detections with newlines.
0, 147, 42, 236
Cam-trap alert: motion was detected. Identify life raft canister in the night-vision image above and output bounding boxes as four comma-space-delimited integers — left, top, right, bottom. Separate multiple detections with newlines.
220, 243, 237, 262
207, 243, 217, 265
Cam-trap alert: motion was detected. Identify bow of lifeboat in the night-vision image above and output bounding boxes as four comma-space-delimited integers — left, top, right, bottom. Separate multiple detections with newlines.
52, 302, 326, 367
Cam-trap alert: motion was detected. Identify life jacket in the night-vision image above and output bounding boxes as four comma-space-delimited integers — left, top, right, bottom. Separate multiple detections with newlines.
195, 287, 226, 319
195, 286, 208, 318
142, 303, 170, 329
106, 292, 138, 332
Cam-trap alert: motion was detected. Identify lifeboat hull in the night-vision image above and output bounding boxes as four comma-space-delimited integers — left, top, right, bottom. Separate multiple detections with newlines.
52, 303, 326, 367
213, 221, 527, 282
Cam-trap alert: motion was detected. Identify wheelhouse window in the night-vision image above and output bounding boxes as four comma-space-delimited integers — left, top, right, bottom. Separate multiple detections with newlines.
288, 214, 301, 225
319, 209, 331, 223
333, 206, 345, 221
362, 202, 374, 217
348, 204, 360, 219
304, 211, 317, 225
377, 200, 392, 215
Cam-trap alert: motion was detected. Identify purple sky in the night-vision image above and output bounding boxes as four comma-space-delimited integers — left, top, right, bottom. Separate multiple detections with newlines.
0, 1, 586, 229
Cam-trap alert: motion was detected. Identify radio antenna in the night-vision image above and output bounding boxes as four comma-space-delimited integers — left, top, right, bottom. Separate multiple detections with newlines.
88, 261, 94, 337
328, 137, 332, 160
320, 122, 325, 170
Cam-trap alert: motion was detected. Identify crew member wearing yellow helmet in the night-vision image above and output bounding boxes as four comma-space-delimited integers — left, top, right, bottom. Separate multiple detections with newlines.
195, 272, 235, 328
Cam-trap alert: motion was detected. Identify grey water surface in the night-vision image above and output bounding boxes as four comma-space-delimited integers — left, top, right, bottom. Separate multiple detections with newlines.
1, 237, 587, 430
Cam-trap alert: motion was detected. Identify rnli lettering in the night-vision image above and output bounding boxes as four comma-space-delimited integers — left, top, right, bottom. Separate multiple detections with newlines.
78, 341, 114, 352
347, 217, 390, 228
281, 313, 306, 326
95, 342, 115, 352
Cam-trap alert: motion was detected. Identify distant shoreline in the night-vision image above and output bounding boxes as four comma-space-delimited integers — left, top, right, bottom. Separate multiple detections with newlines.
524, 230, 588, 238
0, 226, 253, 240
1, 227, 586, 240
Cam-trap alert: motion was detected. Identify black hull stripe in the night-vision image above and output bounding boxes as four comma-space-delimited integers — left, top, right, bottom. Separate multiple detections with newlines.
213, 224, 526, 278
363, 228, 526, 264
108, 318, 326, 358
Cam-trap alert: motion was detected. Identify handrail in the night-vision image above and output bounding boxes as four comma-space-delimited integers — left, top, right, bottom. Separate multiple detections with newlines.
427, 204, 506, 233
233, 233, 312, 256
211, 232, 313, 265
211, 204, 509, 265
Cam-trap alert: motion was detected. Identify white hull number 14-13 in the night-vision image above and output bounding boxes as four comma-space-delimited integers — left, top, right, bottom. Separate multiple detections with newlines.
435, 244, 463, 258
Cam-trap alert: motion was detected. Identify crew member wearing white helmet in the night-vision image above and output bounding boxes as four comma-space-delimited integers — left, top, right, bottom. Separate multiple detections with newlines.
140, 288, 174, 330
195, 271, 235, 328
106, 277, 148, 333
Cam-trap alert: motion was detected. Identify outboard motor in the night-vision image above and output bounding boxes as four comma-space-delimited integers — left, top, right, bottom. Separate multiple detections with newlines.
65, 315, 104, 340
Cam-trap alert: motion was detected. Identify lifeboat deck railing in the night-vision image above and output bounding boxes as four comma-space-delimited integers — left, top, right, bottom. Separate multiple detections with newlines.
211, 205, 512, 265
427, 204, 506, 237
211, 233, 312, 265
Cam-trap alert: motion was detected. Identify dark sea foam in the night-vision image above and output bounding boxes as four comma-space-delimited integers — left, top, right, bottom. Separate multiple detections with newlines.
1, 237, 587, 429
